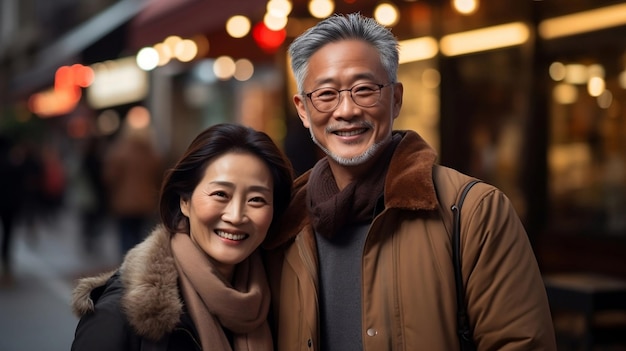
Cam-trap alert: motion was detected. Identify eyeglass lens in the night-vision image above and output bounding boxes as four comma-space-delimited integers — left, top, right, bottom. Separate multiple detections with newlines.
309, 83, 383, 112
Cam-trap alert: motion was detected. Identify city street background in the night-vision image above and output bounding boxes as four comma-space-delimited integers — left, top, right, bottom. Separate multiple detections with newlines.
0, 207, 120, 351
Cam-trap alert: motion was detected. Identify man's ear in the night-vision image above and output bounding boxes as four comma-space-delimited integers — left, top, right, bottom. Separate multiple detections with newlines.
392, 82, 403, 120
293, 94, 311, 128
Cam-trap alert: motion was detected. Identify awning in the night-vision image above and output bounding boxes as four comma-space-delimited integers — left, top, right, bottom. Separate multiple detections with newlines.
128, 0, 267, 50
10, 0, 149, 98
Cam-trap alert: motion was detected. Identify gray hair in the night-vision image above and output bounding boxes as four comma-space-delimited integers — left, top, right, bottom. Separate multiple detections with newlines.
288, 13, 400, 93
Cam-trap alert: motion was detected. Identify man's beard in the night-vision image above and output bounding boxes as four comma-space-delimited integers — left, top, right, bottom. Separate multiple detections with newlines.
308, 124, 391, 167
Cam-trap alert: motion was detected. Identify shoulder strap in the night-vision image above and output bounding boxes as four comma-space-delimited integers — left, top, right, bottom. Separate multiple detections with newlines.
432, 165, 481, 350
451, 180, 481, 351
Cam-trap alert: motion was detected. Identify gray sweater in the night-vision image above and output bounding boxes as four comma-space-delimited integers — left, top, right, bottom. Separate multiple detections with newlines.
316, 222, 370, 351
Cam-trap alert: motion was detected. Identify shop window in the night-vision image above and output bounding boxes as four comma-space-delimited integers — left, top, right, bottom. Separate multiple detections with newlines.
548, 53, 626, 237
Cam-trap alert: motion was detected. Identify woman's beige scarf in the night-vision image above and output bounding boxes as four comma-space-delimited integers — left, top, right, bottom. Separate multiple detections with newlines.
171, 232, 273, 351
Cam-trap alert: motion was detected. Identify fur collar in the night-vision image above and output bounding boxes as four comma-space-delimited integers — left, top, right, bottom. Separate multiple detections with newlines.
71, 226, 182, 340
263, 130, 439, 249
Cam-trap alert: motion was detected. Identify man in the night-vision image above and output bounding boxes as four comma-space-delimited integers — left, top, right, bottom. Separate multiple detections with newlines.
263, 13, 557, 351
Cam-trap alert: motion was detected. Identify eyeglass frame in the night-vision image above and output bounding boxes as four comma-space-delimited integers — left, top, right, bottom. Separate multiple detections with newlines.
303, 82, 395, 113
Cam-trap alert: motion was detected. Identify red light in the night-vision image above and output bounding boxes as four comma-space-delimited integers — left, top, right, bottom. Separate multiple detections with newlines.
55, 66, 73, 91
252, 22, 286, 53
71, 64, 95, 87
55, 64, 94, 91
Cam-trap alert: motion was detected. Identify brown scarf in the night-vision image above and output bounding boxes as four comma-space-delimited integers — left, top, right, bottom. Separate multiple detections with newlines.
307, 135, 401, 238
171, 232, 272, 351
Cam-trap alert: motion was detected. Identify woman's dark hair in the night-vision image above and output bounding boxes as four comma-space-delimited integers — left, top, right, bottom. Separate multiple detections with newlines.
159, 123, 293, 236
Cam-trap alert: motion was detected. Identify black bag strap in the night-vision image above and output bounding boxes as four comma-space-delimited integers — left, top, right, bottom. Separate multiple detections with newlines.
451, 179, 481, 351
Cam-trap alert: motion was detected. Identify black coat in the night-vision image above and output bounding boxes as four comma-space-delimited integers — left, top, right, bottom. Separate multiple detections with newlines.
71, 227, 201, 351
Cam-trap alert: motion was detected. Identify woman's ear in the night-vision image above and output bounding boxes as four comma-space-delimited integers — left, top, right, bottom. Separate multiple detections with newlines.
180, 197, 190, 217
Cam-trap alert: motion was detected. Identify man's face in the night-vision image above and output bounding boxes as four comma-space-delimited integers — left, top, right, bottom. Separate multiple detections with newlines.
294, 40, 403, 167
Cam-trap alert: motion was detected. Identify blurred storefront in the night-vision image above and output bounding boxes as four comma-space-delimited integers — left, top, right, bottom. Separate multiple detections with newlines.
534, 2, 626, 278
1, 0, 626, 279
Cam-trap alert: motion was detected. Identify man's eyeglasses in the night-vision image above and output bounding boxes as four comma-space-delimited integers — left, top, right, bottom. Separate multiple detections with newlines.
304, 82, 394, 113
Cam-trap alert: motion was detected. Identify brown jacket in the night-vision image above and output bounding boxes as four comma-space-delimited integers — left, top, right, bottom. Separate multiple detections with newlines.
103, 132, 162, 217
263, 130, 556, 351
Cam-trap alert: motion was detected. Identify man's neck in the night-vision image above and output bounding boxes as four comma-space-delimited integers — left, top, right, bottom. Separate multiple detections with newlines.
327, 148, 391, 191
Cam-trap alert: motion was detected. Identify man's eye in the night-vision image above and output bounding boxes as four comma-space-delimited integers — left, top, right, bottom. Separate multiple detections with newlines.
315, 90, 337, 99
354, 85, 376, 94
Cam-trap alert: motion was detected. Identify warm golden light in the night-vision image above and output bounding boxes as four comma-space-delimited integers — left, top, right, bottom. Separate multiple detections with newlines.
539, 3, 626, 39
587, 76, 605, 97
174, 39, 198, 62
234, 59, 254, 81
440, 22, 529, 56
553, 83, 578, 105
153, 43, 172, 66
309, 0, 334, 19
422, 68, 441, 89
549, 62, 566, 81
587, 64, 605, 79
398, 37, 438, 63
264, 12, 288, 31
163, 36, 182, 55
267, 0, 292, 17
374, 3, 399, 27
564, 64, 587, 85
226, 15, 251, 38
453, 0, 478, 15
213, 56, 236, 80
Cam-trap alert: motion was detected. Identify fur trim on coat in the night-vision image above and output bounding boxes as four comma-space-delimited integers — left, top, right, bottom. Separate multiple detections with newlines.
71, 225, 183, 341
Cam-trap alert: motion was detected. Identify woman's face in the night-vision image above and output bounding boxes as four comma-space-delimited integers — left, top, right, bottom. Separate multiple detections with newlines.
180, 151, 274, 279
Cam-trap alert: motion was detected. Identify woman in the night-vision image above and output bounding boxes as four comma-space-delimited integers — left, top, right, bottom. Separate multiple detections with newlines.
71, 123, 293, 351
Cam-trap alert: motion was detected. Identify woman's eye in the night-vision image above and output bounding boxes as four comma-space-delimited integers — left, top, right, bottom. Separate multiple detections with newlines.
249, 196, 268, 204
211, 191, 228, 198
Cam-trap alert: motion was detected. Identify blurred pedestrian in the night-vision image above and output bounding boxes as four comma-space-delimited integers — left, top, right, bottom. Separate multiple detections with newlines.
0, 135, 24, 284
103, 121, 163, 256
18, 141, 45, 244
75, 136, 108, 253
40, 144, 67, 210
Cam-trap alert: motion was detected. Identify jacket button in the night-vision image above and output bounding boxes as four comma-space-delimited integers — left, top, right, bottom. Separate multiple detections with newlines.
366, 328, 377, 337
307, 339, 312, 347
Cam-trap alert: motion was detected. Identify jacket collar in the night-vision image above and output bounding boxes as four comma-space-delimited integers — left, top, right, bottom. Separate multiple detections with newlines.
71, 226, 182, 340
263, 130, 439, 250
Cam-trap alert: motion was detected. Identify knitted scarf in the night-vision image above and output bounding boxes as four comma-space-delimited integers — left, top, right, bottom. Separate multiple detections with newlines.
307, 135, 401, 238
171, 232, 273, 351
